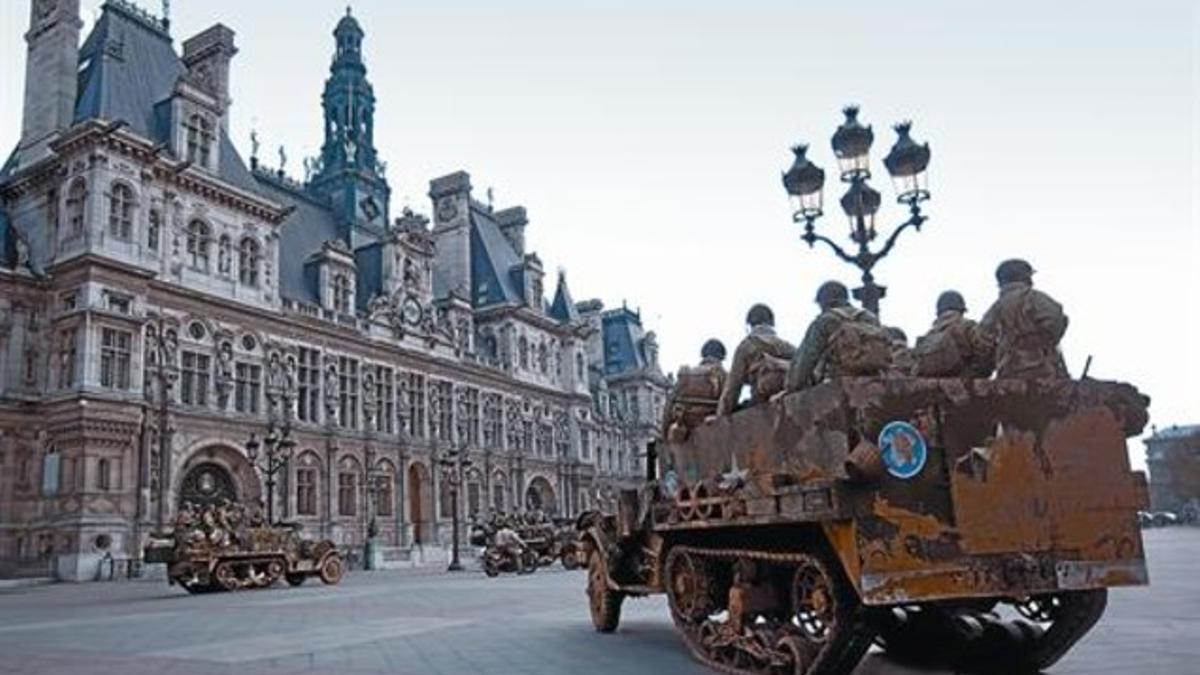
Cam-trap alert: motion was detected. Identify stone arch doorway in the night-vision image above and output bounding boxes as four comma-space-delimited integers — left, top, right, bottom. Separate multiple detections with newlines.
525, 476, 556, 514
176, 443, 261, 512
179, 462, 237, 508
407, 462, 434, 545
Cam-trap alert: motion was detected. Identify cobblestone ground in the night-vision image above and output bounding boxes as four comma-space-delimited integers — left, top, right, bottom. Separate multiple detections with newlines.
0, 528, 1196, 675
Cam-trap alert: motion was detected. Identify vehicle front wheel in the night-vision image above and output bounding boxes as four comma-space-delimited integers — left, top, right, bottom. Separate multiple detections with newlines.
587, 550, 623, 633
318, 555, 344, 585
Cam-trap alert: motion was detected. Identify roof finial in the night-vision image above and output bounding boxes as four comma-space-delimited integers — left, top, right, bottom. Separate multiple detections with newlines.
162, 0, 171, 29
278, 145, 287, 175
346, 5, 352, 16
486, 187, 495, 212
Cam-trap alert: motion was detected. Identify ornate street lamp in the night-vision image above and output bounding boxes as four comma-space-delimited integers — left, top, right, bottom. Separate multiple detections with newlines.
245, 421, 295, 524
782, 105, 933, 316
438, 443, 472, 572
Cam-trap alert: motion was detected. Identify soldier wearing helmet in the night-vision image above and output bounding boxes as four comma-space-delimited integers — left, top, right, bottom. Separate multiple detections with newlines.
980, 259, 1069, 378
912, 290, 995, 377
785, 281, 889, 391
716, 304, 795, 415
663, 339, 729, 439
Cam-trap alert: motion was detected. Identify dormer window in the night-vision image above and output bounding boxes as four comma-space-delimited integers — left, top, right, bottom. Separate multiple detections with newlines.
186, 220, 210, 271
107, 183, 135, 241
332, 274, 352, 314
238, 238, 261, 287
184, 113, 214, 168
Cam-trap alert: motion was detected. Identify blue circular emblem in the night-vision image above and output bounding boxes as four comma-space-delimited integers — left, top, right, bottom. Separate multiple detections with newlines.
877, 421, 928, 480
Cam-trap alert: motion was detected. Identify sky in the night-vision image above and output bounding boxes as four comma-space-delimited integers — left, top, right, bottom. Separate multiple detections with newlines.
1, 0, 1196, 469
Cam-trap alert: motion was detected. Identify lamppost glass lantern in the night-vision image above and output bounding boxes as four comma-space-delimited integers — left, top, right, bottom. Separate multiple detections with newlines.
279, 434, 296, 459
831, 106, 874, 181
781, 144, 826, 221
840, 179, 882, 240
883, 121, 931, 205
245, 433, 260, 462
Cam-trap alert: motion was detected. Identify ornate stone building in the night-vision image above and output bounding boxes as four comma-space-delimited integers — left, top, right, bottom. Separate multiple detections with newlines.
0, 1, 668, 579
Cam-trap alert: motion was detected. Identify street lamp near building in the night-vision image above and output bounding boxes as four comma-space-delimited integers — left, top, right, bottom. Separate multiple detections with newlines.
782, 106, 932, 316
438, 443, 472, 572
245, 422, 295, 524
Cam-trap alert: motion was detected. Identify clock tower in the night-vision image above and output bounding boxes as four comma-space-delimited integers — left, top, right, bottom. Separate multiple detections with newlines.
18, 0, 83, 167
308, 8, 391, 248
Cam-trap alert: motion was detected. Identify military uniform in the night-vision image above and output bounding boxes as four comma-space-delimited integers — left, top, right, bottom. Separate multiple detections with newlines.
717, 326, 795, 415
786, 305, 886, 391
980, 281, 1068, 378
913, 310, 996, 377
664, 355, 728, 439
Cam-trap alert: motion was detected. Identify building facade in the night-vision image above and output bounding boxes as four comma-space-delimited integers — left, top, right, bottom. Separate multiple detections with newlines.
0, 1, 668, 580
1145, 424, 1200, 515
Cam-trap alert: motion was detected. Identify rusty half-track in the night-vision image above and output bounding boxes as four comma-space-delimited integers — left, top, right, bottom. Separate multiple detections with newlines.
578, 377, 1150, 674
144, 503, 344, 593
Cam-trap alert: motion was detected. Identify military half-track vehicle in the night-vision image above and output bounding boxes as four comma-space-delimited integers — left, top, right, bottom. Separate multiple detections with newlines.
579, 377, 1150, 674
144, 503, 344, 593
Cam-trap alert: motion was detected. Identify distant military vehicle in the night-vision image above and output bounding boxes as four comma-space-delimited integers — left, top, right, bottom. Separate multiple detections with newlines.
144, 502, 344, 593
579, 377, 1150, 674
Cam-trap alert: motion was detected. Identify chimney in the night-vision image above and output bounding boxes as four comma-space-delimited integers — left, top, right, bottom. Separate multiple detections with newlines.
182, 24, 238, 120
18, 0, 82, 166
494, 206, 527, 255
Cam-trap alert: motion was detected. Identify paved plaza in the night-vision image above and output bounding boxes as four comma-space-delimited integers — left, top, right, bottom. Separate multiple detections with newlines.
0, 528, 1196, 675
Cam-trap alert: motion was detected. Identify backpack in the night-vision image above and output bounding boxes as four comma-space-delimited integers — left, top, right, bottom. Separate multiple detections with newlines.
912, 327, 966, 376
826, 308, 893, 376
749, 352, 790, 401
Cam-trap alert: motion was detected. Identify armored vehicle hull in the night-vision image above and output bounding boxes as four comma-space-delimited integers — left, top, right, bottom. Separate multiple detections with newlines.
144, 510, 344, 593
579, 377, 1149, 674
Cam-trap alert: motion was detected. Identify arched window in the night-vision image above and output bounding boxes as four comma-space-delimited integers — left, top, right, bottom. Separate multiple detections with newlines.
338, 470, 357, 516
575, 352, 585, 381
332, 274, 351, 313
538, 343, 549, 373
238, 238, 261, 286
518, 337, 529, 369
147, 210, 161, 251
184, 113, 214, 167
66, 178, 87, 236
375, 464, 394, 517
108, 183, 134, 240
97, 458, 111, 491
295, 453, 320, 516
186, 220, 210, 270
217, 235, 232, 275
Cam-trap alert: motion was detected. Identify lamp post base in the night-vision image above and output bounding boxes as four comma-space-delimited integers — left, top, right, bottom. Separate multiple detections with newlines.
446, 559, 464, 572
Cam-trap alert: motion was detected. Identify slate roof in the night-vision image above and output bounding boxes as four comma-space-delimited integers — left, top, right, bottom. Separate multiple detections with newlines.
469, 202, 525, 308
549, 272, 579, 323
601, 308, 647, 375
251, 174, 343, 305
1149, 425, 1200, 442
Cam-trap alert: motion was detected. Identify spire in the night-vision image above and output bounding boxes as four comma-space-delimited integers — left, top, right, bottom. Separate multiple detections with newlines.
309, 7, 391, 241
317, 6, 377, 176
550, 269, 580, 323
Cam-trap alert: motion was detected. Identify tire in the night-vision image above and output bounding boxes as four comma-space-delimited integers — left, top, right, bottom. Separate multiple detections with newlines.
285, 573, 306, 587
483, 557, 500, 578
213, 561, 239, 592
587, 550, 623, 633
318, 555, 344, 585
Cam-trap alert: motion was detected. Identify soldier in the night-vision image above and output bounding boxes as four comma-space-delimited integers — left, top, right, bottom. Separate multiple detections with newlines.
716, 305, 795, 415
664, 339, 727, 440
785, 281, 892, 391
980, 259, 1069, 378
886, 327, 916, 376
912, 290, 995, 377
493, 524, 528, 567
